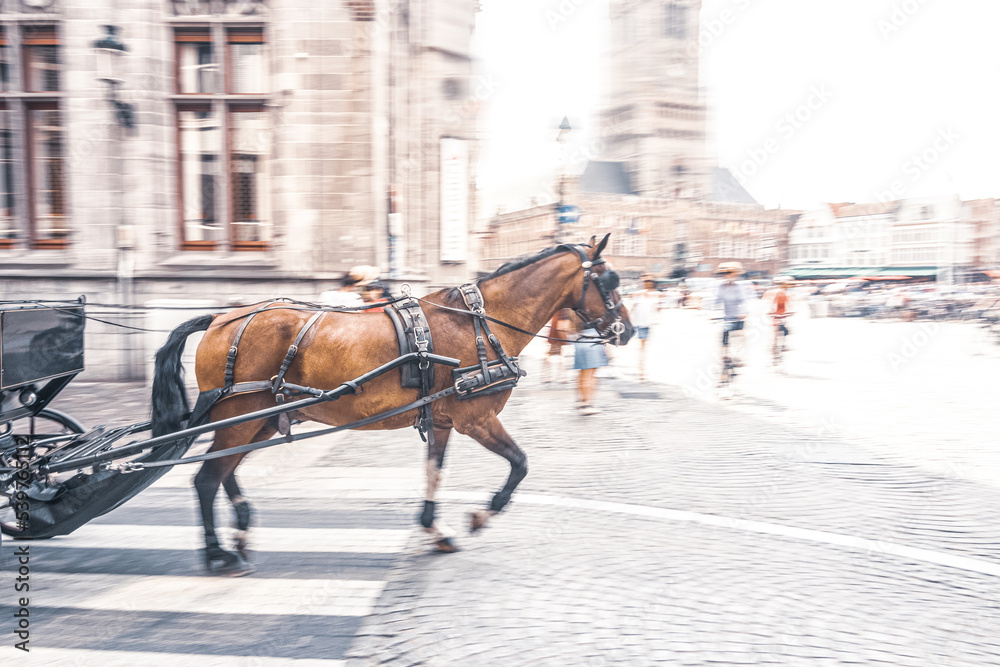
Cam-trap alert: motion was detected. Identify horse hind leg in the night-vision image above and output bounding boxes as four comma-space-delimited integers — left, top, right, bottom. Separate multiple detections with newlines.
194, 422, 272, 576
420, 426, 460, 552
464, 417, 527, 533
222, 471, 252, 560
194, 454, 250, 576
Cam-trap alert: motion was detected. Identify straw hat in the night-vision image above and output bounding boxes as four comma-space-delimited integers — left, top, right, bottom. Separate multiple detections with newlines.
714, 261, 744, 275
344, 265, 381, 286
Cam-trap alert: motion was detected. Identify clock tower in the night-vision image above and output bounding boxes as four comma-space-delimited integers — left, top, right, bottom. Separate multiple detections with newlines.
602, 0, 709, 199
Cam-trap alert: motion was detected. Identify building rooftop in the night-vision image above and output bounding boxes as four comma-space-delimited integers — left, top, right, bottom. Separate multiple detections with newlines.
579, 161, 637, 195
710, 168, 758, 204
833, 202, 898, 217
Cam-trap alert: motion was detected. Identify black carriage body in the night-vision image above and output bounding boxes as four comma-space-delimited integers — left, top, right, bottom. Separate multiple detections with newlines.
1, 302, 85, 390
0, 300, 85, 421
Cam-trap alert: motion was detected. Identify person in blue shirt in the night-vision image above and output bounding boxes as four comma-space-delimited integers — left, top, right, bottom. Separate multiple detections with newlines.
714, 262, 753, 348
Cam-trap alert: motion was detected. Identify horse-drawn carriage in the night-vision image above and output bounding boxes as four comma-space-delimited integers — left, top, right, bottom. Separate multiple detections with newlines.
1, 237, 633, 574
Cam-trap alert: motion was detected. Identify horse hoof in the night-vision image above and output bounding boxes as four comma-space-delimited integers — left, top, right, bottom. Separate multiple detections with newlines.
213, 560, 256, 577
204, 547, 252, 576
469, 510, 490, 533
434, 537, 461, 553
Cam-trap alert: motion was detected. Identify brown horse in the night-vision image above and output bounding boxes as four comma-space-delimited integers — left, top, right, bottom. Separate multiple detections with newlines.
151, 235, 633, 574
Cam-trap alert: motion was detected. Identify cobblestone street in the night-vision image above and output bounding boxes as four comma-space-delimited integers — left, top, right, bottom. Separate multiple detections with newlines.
332, 373, 1000, 665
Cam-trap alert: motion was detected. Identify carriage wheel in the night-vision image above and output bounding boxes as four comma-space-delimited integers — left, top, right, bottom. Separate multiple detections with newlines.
0, 409, 87, 539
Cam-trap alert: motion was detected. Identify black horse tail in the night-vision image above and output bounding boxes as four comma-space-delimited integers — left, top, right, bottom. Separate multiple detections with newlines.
151, 314, 216, 437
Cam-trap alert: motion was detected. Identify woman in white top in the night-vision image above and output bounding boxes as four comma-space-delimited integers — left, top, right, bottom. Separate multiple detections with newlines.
627, 275, 660, 382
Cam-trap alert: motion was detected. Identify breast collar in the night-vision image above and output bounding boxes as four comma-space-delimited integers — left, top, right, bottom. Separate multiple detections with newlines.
458, 283, 523, 387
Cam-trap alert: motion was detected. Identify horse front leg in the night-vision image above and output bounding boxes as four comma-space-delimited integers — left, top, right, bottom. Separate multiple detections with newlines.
464, 416, 528, 533
420, 426, 460, 552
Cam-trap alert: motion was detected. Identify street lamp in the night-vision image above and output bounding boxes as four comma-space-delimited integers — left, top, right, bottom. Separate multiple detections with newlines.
92, 25, 135, 129
554, 116, 579, 243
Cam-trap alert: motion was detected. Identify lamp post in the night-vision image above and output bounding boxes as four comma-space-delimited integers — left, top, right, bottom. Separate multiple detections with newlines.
554, 116, 573, 243
93, 25, 139, 380
93, 25, 135, 130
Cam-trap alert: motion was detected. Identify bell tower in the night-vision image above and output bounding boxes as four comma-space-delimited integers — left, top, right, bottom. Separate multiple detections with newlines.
602, 0, 708, 199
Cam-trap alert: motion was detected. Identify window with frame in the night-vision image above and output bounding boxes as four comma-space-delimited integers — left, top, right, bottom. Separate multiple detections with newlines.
665, 3, 687, 40
177, 105, 221, 248
0, 27, 9, 93
27, 103, 67, 248
229, 106, 271, 247
0, 103, 14, 247
175, 28, 218, 94
22, 25, 60, 93
0, 25, 66, 250
174, 25, 269, 251
227, 28, 266, 94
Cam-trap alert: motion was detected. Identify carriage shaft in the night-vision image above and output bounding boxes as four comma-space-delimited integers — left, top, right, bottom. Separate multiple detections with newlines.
40, 351, 459, 475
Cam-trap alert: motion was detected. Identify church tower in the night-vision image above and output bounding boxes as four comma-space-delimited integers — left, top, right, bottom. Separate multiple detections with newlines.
601, 0, 709, 199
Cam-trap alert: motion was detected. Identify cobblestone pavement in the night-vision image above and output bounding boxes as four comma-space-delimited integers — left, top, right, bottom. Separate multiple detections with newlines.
17, 374, 1000, 665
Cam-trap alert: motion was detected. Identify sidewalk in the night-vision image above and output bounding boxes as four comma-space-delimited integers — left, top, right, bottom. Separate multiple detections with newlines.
43, 377, 1000, 666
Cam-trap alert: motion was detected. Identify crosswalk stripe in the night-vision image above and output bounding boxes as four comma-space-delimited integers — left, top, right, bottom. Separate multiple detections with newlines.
36, 573, 386, 617
151, 466, 421, 491
44, 525, 410, 553
0, 647, 347, 666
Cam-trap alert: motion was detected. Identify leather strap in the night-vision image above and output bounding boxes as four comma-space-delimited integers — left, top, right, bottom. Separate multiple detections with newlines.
272, 310, 325, 393
224, 301, 281, 391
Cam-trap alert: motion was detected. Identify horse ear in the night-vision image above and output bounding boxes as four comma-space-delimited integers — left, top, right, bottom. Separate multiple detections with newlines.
594, 233, 611, 257
587, 235, 597, 247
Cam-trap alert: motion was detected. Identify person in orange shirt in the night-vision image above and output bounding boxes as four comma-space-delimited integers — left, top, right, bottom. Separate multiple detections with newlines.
771, 277, 794, 363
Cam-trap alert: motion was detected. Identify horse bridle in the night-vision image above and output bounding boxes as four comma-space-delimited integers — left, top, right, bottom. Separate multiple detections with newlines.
559, 244, 627, 343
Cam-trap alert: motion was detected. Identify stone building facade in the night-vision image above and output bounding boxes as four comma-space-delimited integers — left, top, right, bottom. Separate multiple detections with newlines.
479, 177, 797, 282
0, 0, 478, 380
784, 196, 993, 282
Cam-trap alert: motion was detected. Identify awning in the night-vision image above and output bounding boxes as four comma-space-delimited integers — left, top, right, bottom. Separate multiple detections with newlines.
782, 266, 940, 280
875, 267, 938, 277
781, 267, 874, 279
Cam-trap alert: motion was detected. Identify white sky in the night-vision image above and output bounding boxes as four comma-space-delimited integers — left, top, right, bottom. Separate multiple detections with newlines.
473, 0, 1000, 215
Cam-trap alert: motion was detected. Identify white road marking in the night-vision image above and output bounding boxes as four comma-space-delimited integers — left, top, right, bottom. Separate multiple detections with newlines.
0, 647, 346, 666
45, 525, 410, 553
151, 466, 420, 491
444, 491, 1000, 579
36, 573, 386, 617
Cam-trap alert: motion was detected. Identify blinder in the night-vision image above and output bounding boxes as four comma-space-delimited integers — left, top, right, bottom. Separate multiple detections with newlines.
598, 269, 620, 293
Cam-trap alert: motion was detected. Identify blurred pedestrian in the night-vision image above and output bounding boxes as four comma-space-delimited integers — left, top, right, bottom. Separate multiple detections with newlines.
320, 265, 379, 308
678, 283, 691, 308
627, 274, 660, 382
361, 280, 389, 312
543, 308, 574, 383
574, 324, 608, 415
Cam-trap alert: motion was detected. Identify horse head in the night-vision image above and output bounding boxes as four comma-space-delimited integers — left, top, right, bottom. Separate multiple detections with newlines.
565, 233, 634, 346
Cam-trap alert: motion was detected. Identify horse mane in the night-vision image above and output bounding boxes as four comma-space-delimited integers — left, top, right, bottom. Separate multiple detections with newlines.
477, 244, 580, 284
